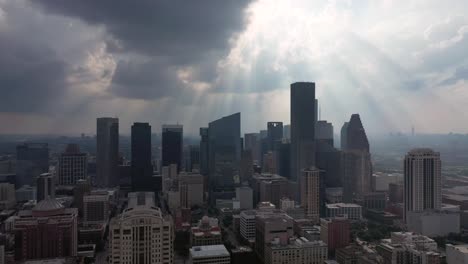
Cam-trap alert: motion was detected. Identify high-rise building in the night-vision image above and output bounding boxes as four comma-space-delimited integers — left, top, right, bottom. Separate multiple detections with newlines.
255, 213, 294, 262
97, 117, 119, 187
189, 145, 200, 172
109, 192, 174, 264
404, 148, 442, 221
14, 199, 78, 261
73, 179, 91, 216
283, 125, 291, 140
290, 82, 316, 189
301, 167, 320, 223
83, 193, 109, 224
316, 120, 334, 147
58, 144, 87, 186
36, 172, 54, 202
244, 133, 261, 163
16, 143, 49, 187
0, 183, 15, 210
179, 172, 204, 208
131, 122, 153, 192
277, 141, 291, 179
342, 114, 372, 202
267, 122, 283, 151
162, 124, 183, 172
236, 186, 253, 210
315, 141, 344, 188
199, 127, 209, 176
207, 113, 241, 193
340, 122, 348, 150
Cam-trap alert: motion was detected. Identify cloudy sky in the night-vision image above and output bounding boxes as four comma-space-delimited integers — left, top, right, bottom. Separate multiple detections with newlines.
0, 0, 467, 136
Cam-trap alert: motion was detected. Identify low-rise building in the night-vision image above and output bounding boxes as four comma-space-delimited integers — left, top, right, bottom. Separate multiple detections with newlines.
189, 244, 230, 264
320, 217, 350, 254
406, 210, 460, 237
446, 244, 468, 264
265, 238, 327, 264
190, 216, 222, 246
326, 203, 362, 220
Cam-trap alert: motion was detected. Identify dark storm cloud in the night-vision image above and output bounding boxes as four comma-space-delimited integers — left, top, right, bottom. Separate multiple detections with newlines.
32, 0, 254, 100
0, 33, 68, 112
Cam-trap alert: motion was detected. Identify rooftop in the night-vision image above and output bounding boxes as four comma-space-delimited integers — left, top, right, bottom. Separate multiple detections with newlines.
326, 203, 362, 208
190, 244, 230, 258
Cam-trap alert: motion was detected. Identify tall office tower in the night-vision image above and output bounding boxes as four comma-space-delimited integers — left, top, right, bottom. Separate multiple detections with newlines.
342, 114, 372, 202
244, 133, 261, 163
207, 113, 241, 193
342, 151, 372, 202
316, 120, 334, 147
290, 82, 316, 186
14, 199, 78, 261
162, 124, 183, 172
199, 127, 209, 175
404, 149, 442, 221
316, 141, 344, 188
97, 117, 119, 187
301, 167, 320, 223
267, 122, 283, 151
0, 183, 15, 210
345, 114, 369, 152
283, 125, 291, 140
131, 122, 153, 192
189, 145, 200, 172
277, 141, 291, 178
58, 144, 87, 186
239, 150, 254, 184
36, 173, 54, 202
16, 143, 49, 187
109, 192, 174, 264
340, 122, 348, 150
73, 179, 91, 216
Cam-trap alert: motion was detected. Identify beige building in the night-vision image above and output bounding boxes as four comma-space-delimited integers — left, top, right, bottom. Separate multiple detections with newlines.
109, 192, 174, 264
301, 167, 320, 223
255, 212, 294, 262
189, 244, 230, 264
179, 172, 204, 208
190, 216, 222, 247
265, 238, 328, 264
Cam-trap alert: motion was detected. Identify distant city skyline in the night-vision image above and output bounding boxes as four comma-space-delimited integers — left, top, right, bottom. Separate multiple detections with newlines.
0, 1, 467, 135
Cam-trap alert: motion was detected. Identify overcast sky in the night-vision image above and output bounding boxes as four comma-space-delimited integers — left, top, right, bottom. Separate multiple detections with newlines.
0, 0, 467, 136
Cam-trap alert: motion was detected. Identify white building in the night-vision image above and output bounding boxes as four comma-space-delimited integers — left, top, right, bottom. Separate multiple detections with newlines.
406, 210, 460, 237
109, 192, 174, 264
236, 186, 253, 210
189, 244, 230, 264
447, 244, 468, 264
390, 232, 438, 251
265, 238, 328, 264
0, 183, 15, 210
404, 149, 441, 221
326, 203, 362, 220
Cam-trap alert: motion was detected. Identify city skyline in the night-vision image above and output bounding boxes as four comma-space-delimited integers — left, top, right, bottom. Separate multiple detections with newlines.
0, 0, 468, 136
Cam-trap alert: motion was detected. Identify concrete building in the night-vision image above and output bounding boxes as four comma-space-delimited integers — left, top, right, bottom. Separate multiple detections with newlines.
320, 217, 350, 254
325, 188, 343, 203
36, 173, 54, 202
255, 212, 294, 262
0, 183, 15, 210
290, 82, 316, 189
301, 167, 320, 223
83, 193, 109, 224
189, 244, 230, 264
446, 244, 468, 264
406, 210, 460, 237
190, 216, 222, 246
236, 186, 253, 210
280, 197, 295, 210
377, 233, 440, 264
14, 199, 78, 261
404, 148, 442, 222
389, 182, 404, 204
265, 238, 328, 264
179, 172, 204, 208
96, 117, 119, 187
251, 173, 290, 207
326, 203, 362, 220
240, 210, 257, 242
109, 192, 174, 264
57, 144, 87, 186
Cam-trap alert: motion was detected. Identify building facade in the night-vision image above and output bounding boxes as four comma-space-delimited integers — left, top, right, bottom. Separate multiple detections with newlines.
96, 117, 119, 187
58, 144, 87, 186
301, 167, 320, 223
162, 125, 183, 172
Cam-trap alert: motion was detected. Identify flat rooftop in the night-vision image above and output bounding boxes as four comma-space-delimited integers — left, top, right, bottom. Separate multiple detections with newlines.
190, 244, 230, 258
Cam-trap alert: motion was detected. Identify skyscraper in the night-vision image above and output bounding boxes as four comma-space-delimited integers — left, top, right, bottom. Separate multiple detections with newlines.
96, 117, 119, 187
131, 122, 153, 192
404, 148, 442, 221
244, 133, 260, 163
267, 122, 283, 151
340, 122, 348, 150
16, 143, 49, 187
342, 114, 372, 202
58, 144, 87, 186
290, 82, 316, 185
36, 172, 54, 202
207, 113, 241, 195
199, 127, 209, 176
316, 120, 334, 147
162, 124, 183, 171
301, 167, 320, 223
